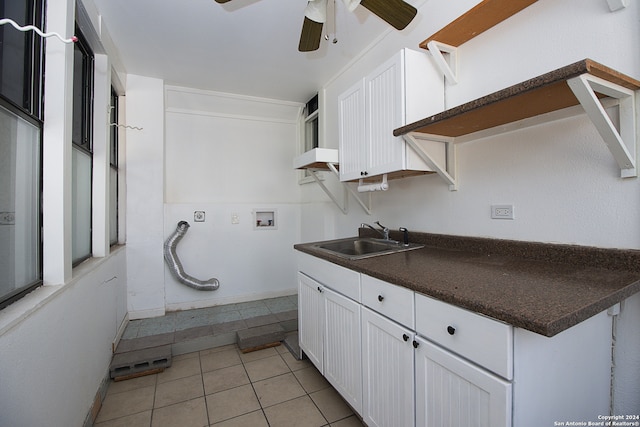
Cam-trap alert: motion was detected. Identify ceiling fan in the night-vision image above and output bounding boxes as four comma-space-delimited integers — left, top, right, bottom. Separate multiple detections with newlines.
214, 0, 418, 52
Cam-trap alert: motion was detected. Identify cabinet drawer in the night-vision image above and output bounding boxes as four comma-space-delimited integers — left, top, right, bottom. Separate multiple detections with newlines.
415, 293, 513, 380
297, 252, 361, 302
362, 275, 414, 329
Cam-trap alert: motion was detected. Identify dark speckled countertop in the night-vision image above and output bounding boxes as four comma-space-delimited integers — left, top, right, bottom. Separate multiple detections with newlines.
294, 230, 640, 337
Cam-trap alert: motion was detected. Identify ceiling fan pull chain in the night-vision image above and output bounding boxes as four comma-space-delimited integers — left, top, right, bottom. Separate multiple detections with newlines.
332, 0, 338, 44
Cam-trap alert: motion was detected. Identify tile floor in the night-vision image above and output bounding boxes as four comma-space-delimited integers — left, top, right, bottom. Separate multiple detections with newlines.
96, 295, 365, 426
95, 344, 364, 427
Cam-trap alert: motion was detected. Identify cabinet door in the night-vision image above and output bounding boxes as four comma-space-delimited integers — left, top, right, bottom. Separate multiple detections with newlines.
338, 79, 367, 181
324, 288, 363, 415
414, 336, 512, 427
366, 51, 405, 177
362, 307, 415, 427
298, 272, 324, 372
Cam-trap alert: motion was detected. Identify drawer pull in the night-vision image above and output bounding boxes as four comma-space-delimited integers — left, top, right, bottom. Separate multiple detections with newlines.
447, 325, 456, 335
412, 340, 419, 349
402, 334, 409, 342
377, 295, 384, 302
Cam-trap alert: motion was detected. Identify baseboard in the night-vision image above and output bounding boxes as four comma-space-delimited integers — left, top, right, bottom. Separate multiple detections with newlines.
83, 370, 111, 427
112, 312, 130, 353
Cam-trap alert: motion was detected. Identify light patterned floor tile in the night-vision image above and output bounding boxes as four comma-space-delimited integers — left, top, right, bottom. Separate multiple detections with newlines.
263, 395, 327, 427
244, 354, 290, 382
95, 385, 155, 423
293, 365, 331, 394
94, 410, 152, 427
154, 374, 204, 408
310, 387, 354, 423
156, 355, 202, 383
330, 415, 366, 426
205, 384, 261, 424
211, 410, 269, 427
252, 372, 307, 408
203, 364, 250, 395
151, 397, 208, 427
106, 374, 157, 395
200, 347, 242, 372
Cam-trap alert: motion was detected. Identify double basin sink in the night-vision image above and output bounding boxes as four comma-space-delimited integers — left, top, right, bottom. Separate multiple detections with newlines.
311, 237, 424, 260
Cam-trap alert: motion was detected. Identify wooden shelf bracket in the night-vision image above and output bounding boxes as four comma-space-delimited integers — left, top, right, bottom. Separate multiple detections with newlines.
567, 73, 637, 178
426, 41, 458, 85
307, 163, 373, 215
402, 133, 458, 190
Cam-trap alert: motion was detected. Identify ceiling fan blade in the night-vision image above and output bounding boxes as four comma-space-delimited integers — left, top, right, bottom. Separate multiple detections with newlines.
299, 16, 324, 52
360, 0, 417, 30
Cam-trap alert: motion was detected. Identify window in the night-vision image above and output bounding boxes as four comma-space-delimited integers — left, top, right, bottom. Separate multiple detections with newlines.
0, 0, 44, 309
109, 88, 118, 246
71, 29, 94, 265
304, 94, 319, 153
300, 94, 319, 183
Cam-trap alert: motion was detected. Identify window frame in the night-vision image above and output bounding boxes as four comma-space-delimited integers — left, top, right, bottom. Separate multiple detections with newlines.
71, 27, 95, 266
0, 0, 45, 310
109, 87, 119, 246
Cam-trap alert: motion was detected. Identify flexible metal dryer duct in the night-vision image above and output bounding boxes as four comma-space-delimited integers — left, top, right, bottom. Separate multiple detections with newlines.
163, 221, 220, 291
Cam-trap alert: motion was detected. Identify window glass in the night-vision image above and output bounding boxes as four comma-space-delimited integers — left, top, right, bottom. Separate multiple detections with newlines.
0, 0, 43, 117
0, 104, 41, 306
72, 147, 92, 264
71, 29, 93, 264
109, 89, 118, 245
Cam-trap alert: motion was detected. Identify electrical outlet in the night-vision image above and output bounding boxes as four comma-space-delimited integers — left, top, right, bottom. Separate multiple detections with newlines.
231, 213, 240, 224
491, 205, 514, 220
194, 211, 205, 222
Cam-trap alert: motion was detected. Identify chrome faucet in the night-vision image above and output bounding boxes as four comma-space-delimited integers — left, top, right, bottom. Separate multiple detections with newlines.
360, 221, 390, 240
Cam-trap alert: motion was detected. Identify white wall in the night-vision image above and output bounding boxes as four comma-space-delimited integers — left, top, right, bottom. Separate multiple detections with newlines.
307, 0, 640, 250
0, 250, 127, 427
140, 87, 304, 311
125, 75, 167, 319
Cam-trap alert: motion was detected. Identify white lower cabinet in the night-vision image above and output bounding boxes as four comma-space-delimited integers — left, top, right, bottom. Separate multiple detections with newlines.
297, 271, 363, 414
298, 272, 325, 371
414, 336, 512, 427
362, 307, 415, 427
323, 288, 362, 414
299, 255, 615, 427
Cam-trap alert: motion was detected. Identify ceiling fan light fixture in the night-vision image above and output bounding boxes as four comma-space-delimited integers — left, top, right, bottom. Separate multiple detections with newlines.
304, 0, 328, 24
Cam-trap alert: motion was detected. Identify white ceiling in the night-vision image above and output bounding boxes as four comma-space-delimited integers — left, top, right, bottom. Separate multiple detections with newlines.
90, 0, 414, 103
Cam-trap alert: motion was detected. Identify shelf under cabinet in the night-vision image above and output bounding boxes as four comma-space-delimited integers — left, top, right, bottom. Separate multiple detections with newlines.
394, 59, 640, 138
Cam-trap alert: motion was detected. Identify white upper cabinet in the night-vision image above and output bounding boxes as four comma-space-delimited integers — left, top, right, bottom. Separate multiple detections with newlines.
338, 48, 444, 182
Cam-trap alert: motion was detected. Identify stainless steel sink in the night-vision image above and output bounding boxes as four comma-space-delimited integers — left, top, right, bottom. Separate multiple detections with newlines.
312, 237, 424, 260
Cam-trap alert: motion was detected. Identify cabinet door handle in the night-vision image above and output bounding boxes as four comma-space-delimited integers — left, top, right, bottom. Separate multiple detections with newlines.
317, 286, 322, 293
447, 325, 456, 335
402, 334, 409, 342
412, 340, 419, 349
360, 171, 368, 176
377, 295, 384, 302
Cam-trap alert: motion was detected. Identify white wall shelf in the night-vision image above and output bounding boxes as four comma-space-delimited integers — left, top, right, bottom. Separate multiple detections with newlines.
293, 148, 374, 215
394, 59, 640, 189
419, 0, 539, 84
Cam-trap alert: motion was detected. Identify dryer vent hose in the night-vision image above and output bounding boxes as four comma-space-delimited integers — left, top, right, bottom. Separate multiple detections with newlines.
163, 221, 220, 291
